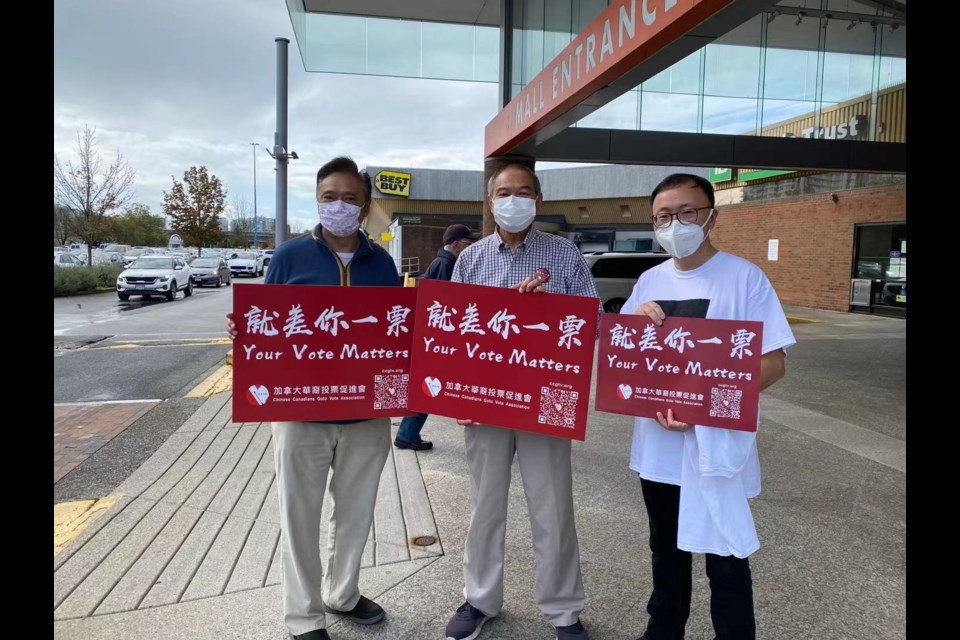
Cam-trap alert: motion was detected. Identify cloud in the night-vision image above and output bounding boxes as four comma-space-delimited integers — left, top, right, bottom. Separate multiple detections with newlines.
54, 0, 500, 237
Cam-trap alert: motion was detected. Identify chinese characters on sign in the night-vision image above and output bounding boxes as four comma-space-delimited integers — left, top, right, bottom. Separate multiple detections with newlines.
595, 315, 764, 432
407, 279, 599, 440
232, 285, 417, 422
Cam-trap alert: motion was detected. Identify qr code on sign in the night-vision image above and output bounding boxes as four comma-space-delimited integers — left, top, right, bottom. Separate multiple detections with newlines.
374, 374, 409, 410
538, 387, 578, 429
709, 387, 742, 419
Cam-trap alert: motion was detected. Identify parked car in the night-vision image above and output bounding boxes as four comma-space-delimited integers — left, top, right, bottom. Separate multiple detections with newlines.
54, 252, 84, 268
117, 256, 193, 301
229, 251, 265, 277
261, 248, 275, 267
190, 257, 232, 287
583, 251, 671, 312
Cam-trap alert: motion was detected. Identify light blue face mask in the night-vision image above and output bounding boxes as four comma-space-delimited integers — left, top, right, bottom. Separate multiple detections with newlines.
493, 195, 537, 233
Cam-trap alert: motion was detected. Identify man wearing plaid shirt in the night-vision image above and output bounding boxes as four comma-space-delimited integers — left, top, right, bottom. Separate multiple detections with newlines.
444, 164, 600, 640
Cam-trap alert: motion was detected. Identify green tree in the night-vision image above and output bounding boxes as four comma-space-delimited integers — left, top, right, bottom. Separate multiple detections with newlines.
111, 203, 169, 246
163, 166, 226, 248
54, 125, 136, 265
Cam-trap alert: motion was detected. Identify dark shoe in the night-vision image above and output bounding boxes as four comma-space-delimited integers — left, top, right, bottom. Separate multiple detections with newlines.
323, 595, 384, 625
446, 601, 491, 640
292, 630, 330, 640
394, 437, 433, 451
556, 619, 589, 640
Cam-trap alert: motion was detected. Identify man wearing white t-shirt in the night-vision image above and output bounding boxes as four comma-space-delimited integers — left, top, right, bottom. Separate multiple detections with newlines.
623, 174, 796, 640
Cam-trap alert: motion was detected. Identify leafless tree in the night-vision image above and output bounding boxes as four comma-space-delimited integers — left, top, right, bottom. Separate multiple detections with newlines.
53, 202, 75, 247
226, 194, 253, 247
54, 126, 136, 265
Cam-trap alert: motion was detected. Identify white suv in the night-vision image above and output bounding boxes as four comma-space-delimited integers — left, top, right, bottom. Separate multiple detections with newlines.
583, 252, 671, 313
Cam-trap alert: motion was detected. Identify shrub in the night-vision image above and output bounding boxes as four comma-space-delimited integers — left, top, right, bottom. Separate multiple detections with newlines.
54, 264, 125, 296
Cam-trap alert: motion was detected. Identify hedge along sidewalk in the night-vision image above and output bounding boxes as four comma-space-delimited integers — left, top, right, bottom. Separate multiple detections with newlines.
54, 265, 125, 297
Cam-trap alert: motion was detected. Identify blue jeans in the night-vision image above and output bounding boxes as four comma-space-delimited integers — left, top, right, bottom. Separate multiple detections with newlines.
396, 412, 428, 442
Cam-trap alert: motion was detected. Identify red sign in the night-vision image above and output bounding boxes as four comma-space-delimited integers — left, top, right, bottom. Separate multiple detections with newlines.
595, 315, 763, 432
407, 280, 599, 440
232, 284, 417, 422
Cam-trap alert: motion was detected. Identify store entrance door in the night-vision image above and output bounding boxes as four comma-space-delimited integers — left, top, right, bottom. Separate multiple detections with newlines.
852, 222, 906, 317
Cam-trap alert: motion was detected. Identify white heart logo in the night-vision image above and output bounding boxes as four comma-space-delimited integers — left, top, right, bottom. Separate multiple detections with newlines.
389, 388, 396, 395
555, 403, 563, 412
422, 376, 442, 398
247, 384, 269, 406
617, 384, 632, 400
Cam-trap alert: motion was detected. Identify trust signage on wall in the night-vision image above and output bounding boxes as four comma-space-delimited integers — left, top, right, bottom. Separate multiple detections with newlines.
374, 170, 412, 198
792, 115, 868, 141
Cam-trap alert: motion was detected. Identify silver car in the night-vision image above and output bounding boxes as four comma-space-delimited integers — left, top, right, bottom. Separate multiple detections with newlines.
190, 257, 232, 287
117, 256, 193, 301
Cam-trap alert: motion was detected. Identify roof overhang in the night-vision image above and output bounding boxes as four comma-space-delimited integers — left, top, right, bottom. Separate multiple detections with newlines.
301, 0, 500, 26
485, 0, 779, 157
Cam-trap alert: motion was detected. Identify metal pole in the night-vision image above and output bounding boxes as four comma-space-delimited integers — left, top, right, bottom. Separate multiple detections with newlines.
275, 38, 289, 246
250, 142, 259, 248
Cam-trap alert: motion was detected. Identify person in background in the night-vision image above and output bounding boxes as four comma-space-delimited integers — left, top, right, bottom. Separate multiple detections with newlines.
394, 223, 478, 451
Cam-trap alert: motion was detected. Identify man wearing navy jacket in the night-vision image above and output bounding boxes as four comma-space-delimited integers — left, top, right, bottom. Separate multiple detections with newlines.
226, 157, 399, 640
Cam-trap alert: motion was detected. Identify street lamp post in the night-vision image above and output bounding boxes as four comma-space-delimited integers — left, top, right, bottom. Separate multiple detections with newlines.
250, 142, 260, 248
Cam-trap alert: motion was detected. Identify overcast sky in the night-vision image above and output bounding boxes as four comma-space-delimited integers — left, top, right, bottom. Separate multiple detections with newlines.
54, 0, 504, 234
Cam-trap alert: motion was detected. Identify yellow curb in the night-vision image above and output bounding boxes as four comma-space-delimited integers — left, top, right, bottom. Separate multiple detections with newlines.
186, 365, 233, 397
226, 349, 233, 366
54, 494, 122, 557
98, 338, 233, 350
786, 315, 820, 324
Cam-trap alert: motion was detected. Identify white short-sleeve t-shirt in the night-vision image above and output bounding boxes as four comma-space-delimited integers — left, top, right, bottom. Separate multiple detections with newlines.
621, 251, 796, 491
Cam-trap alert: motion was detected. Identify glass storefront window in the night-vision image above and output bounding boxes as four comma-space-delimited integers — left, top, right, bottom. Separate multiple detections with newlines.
643, 50, 702, 95
854, 223, 906, 312
640, 92, 699, 133
703, 97, 759, 135
423, 23, 476, 81
579, 90, 639, 130
704, 15, 762, 99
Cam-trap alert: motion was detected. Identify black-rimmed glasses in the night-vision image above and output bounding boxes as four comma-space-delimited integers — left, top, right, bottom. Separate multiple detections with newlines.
652, 206, 713, 229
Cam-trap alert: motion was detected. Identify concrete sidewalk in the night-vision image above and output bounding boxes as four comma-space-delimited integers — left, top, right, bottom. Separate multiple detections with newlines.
54, 307, 906, 640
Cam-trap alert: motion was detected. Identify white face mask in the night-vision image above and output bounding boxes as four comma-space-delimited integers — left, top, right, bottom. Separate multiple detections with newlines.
655, 209, 714, 259
317, 200, 362, 238
492, 195, 537, 233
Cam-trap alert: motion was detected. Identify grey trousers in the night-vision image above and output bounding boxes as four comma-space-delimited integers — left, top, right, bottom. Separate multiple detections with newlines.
463, 424, 586, 627
272, 419, 390, 635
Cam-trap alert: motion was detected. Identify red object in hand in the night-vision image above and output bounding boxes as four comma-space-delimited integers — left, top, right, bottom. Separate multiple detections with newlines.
534, 267, 551, 283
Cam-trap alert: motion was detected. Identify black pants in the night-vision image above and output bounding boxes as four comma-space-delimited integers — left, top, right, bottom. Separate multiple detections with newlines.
640, 478, 756, 640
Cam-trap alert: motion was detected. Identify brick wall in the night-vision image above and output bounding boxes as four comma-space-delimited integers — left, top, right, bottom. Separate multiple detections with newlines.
400, 226, 446, 276
710, 185, 906, 312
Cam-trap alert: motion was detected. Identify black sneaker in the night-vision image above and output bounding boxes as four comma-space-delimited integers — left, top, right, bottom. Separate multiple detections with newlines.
445, 601, 491, 640
394, 437, 433, 451
292, 630, 330, 640
556, 619, 589, 640
323, 595, 384, 625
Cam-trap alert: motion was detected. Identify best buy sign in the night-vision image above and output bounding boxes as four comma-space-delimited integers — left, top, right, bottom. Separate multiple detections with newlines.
374, 170, 411, 197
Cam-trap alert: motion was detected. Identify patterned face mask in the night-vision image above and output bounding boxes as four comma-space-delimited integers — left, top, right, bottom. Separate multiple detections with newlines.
317, 200, 363, 238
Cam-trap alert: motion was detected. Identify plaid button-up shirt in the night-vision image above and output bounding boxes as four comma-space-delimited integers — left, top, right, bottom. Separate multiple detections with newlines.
452, 228, 601, 320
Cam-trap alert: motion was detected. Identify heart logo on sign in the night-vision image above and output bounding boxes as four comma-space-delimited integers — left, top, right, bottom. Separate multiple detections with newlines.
422, 377, 442, 398
617, 384, 632, 400
246, 385, 270, 406
555, 403, 563, 412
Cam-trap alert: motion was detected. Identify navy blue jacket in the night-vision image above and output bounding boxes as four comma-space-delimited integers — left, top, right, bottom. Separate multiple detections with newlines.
266, 224, 401, 287
266, 224, 401, 423
423, 248, 457, 282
